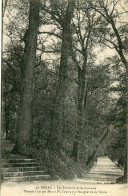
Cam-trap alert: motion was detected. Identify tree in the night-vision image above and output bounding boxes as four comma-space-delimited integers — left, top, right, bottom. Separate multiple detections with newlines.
13, 0, 40, 152
2, 44, 23, 139
89, 0, 128, 74
43, 0, 75, 151
69, 2, 101, 161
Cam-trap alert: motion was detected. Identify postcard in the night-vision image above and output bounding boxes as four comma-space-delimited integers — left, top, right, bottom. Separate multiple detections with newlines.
1, 0, 128, 195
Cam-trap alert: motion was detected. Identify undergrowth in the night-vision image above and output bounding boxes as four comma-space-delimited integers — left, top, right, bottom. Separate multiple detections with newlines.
17, 144, 89, 180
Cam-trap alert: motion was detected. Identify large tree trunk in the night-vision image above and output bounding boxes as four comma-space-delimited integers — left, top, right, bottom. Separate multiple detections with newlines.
1, 92, 8, 139
5, 98, 9, 139
71, 23, 91, 161
13, 0, 39, 152
46, 0, 75, 151
72, 55, 87, 161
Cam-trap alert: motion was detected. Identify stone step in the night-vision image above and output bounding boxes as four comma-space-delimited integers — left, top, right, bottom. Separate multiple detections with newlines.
1, 159, 36, 163
1, 166, 42, 172
2, 162, 40, 168
1, 139, 51, 182
3, 171, 46, 177
2, 153, 31, 159
3, 175, 51, 182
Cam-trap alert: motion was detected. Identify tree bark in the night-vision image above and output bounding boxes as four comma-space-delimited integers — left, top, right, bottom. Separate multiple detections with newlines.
13, 0, 39, 151
46, 0, 75, 151
71, 22, 91, 161
72, 54, 87, 161
5, 98, 9, 139
1, 93, 8, 139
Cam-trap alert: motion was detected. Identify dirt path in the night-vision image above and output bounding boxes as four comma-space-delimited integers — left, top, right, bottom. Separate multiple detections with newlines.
76, 156, 124, 184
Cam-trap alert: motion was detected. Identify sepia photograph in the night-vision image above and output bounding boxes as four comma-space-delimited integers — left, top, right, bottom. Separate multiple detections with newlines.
1, 0, 128, 195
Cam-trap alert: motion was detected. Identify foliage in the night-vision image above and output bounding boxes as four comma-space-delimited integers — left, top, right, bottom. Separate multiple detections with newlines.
106, 70, 127, 168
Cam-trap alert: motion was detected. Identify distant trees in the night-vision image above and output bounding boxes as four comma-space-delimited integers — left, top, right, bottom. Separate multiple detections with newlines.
106, 60, 127, 182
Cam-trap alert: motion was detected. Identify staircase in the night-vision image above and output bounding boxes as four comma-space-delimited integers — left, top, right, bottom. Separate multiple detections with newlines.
1, 139, 51, 182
